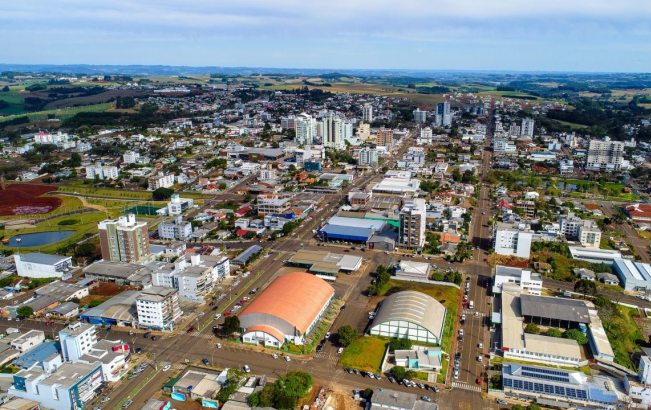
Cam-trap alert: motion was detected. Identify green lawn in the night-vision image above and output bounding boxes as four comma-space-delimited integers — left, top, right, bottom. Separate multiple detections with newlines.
602, 305, 643, 370
0, 211, 106, 254
340, 336, 388, 372
0, 89, 25, 115
57, 184, 153, 200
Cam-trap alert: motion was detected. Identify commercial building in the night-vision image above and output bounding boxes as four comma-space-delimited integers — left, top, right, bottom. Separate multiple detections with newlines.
287, 250, 363, 276
9, 361, 104, 410
98, 214, 151, 263
85, 163, 119, 180
568, 246, 622, 265
493, 222, 533, 259
399, 199, 426, 249
497, 284, 588, 368
166, 194, 194, 216
493, 138, 517, 155
10, 331, 45, 354
394, 260, 431, 281
158, 217, 193, 241
369, 388, 437, 410
492, 265, 542, 295
14, 341, 62, 373
613, 258, 651, 292
136, 286, 182, 331
231, 245, 263, 266
83, 260, 152, 287
502, 362, 622, 408
14, 253, 73, 279
372, 176, 420, 197
319, 216, 387, 243
240, 272, 335, 347
256, 196, 290, 216
80, 290, 140, 327
586, 138, 625, 171
624, 203, 651, 223
369, 291, 446, 344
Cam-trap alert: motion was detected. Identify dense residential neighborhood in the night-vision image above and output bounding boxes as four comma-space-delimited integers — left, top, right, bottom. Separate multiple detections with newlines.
2, 67, 651, 410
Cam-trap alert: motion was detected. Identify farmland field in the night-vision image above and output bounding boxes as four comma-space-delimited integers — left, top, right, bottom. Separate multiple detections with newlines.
0, 88, 25, 115
0, 184, 61, 216
0, 103, 112, 123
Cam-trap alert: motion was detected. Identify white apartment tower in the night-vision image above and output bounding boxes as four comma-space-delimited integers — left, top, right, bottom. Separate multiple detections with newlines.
359, 147, 379, 167
399, 198, 427, 248
323, 115, 345, 150
586, 137, 625, 171
294, 113, 316, 146
362, 103, 373, 123
521, 118, 535, 137
413, 108, 428, 124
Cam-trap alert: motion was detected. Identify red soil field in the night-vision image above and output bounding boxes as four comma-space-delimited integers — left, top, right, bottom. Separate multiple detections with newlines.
0, 184, 62, 216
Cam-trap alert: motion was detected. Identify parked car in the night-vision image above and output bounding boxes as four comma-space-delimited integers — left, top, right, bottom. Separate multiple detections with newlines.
243, 364, 251, 373
338, 347, 344, 354
202, 358, 209, 365
214, 314, 222, 320
122, 400, 133, 408
162, 364, 171, 372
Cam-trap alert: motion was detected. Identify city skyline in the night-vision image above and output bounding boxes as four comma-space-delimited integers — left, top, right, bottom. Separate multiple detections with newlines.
2, 0, 651, 72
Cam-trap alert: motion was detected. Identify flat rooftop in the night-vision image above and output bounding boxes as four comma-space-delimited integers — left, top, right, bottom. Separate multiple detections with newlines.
524, 333, 581, 360
520, 294, 591, 324
288, 250, 363, 273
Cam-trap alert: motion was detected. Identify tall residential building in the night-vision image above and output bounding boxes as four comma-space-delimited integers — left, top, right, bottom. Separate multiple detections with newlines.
356, 122, 371, 141
323, 115, 345, 149
122, 150, 140, 164
521, 118, 535, 137
586, 138, 625, 171
98, 214, 151, 263
359, 147, 379, 167
376, 128, 394, 148
341, 120, 354, 140
399, 198, 427, 248
136, 286, 182, 331
435, 101, 451, 127
294, 113, 316, 146
493, 222, 533, 258
413, 108, 428, 124
362, 103, 373, 123
59, 322, 97, 362
158, 216, 193, 241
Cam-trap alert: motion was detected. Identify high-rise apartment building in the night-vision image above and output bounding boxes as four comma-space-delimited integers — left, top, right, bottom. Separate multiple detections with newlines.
323, 115, 345, 149
98, 214, 151, 263
136, 286, 182, 331
357, 122, 371, 141
376, 128, 394, 148
586, 137, 625, 171
59, 322, 97, 362
359, 147, 379, 167
362, 103, 373, 123
413, 108, 428, 124
521, 118, 535, 137
399, 198, 427, 248
435, 101, 451, 127
294, 113, 316, 146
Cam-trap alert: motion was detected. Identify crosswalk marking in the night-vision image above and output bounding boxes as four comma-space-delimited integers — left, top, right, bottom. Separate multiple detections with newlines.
452, 381, 482, 392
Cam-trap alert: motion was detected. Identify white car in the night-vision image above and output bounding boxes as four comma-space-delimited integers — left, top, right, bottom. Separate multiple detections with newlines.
216, 343, 222, 349
214, 314, 222, 320
478, 342, 483, 349
285, 356, 291, 362
453, 370, 459, 379
272, 353, 279, 359
162, 364, 171, 372
243, 364, 251, 373
338, 347, 344, 354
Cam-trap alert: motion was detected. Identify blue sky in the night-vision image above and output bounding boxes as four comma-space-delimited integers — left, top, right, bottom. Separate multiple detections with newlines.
2, 0, 651, 72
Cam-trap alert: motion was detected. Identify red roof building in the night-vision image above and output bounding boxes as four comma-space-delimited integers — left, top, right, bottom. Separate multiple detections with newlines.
625, 203, 651, 222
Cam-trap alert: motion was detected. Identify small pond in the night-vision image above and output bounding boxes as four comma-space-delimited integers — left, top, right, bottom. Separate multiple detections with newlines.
6, 231, 75, 247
